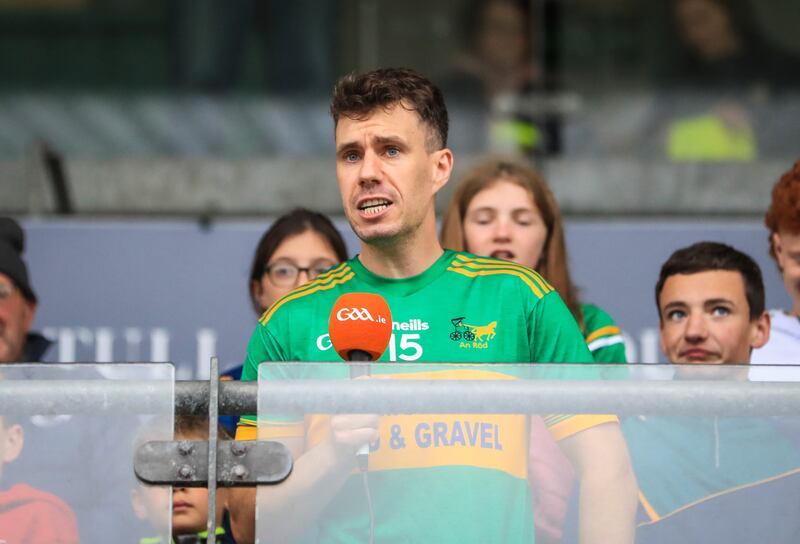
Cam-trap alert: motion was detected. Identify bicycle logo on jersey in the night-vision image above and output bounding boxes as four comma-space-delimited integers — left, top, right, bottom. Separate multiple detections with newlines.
450, 317, 498, 349
449, 317, 475, 341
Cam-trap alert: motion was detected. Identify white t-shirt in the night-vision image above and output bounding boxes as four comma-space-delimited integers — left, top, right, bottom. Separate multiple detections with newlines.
750, 310, 800, 381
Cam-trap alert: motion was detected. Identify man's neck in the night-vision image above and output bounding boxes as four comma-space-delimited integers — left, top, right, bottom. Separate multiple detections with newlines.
359, 230, 444, 279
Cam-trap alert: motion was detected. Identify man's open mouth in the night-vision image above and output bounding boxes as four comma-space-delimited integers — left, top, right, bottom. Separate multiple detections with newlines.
358, 198, 392, 216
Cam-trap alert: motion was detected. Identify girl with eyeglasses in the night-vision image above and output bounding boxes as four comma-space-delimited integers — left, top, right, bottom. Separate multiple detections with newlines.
248, 209, 348, 315
220, 209, 348, 432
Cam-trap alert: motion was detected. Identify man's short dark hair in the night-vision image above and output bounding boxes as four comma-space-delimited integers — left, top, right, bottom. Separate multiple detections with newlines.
655, 241, 765, 321
330, 67, 449, 151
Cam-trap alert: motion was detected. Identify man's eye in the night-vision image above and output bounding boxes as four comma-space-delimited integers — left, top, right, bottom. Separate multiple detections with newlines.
386, 147, 400, 157
666, 310, 686, 321
344, 151, 360, 162
711, 306, 731, 317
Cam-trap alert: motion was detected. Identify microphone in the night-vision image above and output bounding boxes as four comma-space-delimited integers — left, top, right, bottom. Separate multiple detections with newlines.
328, 292, 393, 463
328, 292, 393, 366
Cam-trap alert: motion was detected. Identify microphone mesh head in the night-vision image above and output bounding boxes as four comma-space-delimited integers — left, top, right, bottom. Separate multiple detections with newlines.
328, 292, 393, 361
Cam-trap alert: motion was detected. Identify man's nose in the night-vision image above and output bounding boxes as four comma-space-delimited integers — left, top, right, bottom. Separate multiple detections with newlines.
358, 150, 381, 184
684, 312, 708, 341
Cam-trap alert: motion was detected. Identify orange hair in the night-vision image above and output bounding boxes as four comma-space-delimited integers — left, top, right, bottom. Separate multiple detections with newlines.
765, 160, 800, 260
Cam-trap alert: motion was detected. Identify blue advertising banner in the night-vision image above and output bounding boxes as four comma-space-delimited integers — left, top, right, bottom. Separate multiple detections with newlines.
21, 218, 785, 376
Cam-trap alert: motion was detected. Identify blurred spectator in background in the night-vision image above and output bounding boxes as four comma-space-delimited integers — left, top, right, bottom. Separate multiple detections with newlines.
444, 0, 560, 156
219, 209, 347, 434
648, 0, 800, 161
0, 414, 79, 544
0, 217, 49, 363
440, 158, 626, 543
620, 241, 800, 543
447, 0, 539, 105
751, 160, 800, 374
168, 0, 336, 93
666, 0, 799, 91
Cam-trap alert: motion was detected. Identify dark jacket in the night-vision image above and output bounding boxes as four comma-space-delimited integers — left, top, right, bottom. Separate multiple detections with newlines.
22, 331, 52, 362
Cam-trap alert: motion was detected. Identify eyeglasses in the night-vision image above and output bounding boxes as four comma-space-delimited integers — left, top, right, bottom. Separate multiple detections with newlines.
263, 259, 337, 287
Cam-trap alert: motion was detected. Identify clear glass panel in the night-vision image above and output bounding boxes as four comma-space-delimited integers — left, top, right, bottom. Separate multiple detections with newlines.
255, 362, 800, 543
0, 363, 173, 543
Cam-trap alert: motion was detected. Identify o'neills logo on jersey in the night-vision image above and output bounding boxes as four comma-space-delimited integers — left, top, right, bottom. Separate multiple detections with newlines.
392, 319, 430, 332
336, 307, 388, 323
449, 317, 497, 350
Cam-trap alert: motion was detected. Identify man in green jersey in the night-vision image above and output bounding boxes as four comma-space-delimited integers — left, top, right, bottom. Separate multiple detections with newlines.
228, 68, 637, 544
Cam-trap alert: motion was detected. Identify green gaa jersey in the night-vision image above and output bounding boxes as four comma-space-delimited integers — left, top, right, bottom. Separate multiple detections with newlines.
238, 250, 615, 543
581, 303, 627, 363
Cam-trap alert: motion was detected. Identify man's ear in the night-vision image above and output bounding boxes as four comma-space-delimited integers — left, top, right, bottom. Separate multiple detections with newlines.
431, 148, 454, 195
750, 311, 771, 350
1, 423, 24, 465
22, 301, 36, 336
773, 233, 786, 270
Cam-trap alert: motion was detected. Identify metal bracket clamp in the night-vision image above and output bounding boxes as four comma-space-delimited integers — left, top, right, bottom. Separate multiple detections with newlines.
134, 439, 293, 487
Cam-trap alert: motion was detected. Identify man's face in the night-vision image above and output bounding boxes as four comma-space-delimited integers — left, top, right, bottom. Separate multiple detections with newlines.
0, 273, 36, 363
773, 231, 800, 312
335, 103, 452, 246
659, 270, 769, 364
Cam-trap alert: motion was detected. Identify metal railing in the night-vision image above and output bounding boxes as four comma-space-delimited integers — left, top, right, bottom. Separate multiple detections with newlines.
3, 372, 800, 417
3, 360, 800, 543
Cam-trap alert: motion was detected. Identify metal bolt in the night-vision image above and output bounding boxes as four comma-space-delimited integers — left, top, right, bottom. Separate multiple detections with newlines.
232, 464, 248, 480
178, 464, 194, 479
231, 441, 247, 456
177, 441, 194, 456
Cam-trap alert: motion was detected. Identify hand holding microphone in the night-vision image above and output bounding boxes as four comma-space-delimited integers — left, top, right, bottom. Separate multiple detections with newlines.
328, 293, 393, 466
